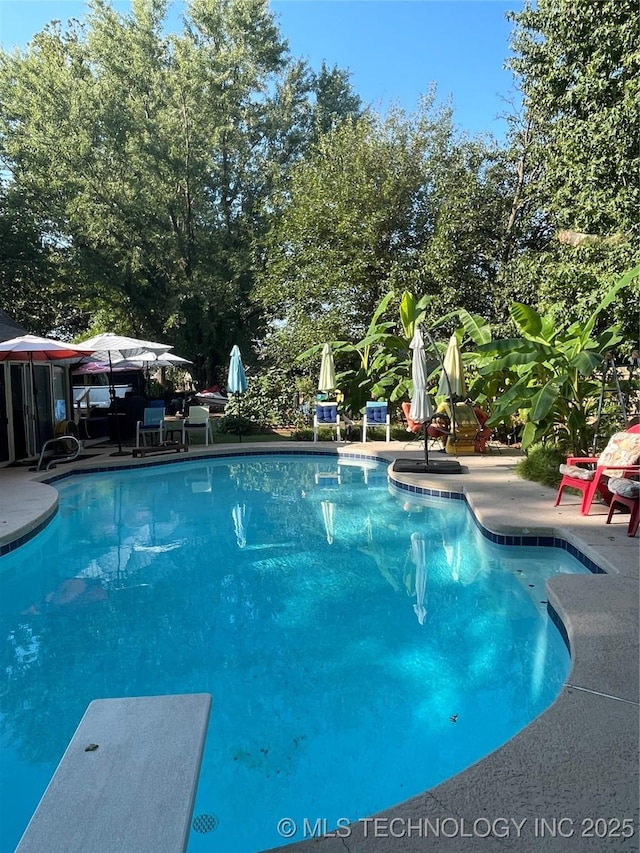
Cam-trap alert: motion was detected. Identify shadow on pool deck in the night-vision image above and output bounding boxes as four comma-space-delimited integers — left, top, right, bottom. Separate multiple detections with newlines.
1, 440, 638, 852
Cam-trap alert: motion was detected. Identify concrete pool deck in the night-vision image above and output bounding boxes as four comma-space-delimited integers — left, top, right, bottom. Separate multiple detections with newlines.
0, 440, 638, 851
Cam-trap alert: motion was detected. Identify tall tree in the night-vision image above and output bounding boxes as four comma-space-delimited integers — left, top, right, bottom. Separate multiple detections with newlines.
0, 0, 362, 382
254, 96, 456, 368
503, 0, 640, 346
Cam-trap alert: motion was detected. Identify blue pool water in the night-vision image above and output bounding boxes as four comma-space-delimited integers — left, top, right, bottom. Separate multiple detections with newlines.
0, 454, 588, 852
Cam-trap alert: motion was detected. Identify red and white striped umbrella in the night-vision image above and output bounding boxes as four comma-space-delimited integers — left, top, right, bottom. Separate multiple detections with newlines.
0, 334, 96, 361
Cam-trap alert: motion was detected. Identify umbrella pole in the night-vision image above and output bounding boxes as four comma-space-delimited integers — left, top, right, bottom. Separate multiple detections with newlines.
423, 422, 429, 464
30, 353, 40, 452
237, 391, 242, 442
108, 351, 129, 457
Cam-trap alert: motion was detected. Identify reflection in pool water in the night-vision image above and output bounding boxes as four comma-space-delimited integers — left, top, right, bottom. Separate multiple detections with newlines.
0, 455, 587, 852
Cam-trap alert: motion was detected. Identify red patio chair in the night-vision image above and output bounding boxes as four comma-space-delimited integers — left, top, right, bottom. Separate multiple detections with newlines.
605, 477, 639, 537
554, 425, 640, 515
401, 401, 424, 436
473, 406, 494, 454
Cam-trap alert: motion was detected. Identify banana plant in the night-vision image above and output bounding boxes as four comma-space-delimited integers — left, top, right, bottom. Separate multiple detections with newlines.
297, 290, 433, 413
465, 265, 639, 455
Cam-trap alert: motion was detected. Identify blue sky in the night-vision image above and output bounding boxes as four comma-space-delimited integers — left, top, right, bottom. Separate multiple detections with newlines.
0, 0, 523, 137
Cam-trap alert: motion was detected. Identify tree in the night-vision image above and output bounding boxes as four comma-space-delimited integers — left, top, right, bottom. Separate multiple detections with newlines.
418, 136, 523, 333
255, 96, 457, 368
0, 0, 362, 382
0, 179, 87, 337
503, 0, 640, 345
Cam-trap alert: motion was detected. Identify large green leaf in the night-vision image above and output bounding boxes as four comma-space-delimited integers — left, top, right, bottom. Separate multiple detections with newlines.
490, 377, 537, 409
510, 302, 542, 338
476, 338, 531, 355
520, 420, 540, 452
478, 350, 542, 372
366, 291, 395, 336
581, 264, 640, 341
457, 308, 492, 345
570, 350, 601, 376
529, 380, 560, 422
399, 291, 417, 339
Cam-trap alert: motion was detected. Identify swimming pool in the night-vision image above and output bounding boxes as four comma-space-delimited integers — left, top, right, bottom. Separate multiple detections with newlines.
0, 454, 589, 852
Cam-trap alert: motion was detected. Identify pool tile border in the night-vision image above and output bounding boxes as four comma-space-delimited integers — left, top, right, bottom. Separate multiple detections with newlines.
388, 469, 605, 575
8, 447, 606, 578
0, 523, 49, 557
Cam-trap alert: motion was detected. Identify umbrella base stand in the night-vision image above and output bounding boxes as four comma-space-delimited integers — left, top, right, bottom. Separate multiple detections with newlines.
110, 450, 132, 457
392, 458, 463, 474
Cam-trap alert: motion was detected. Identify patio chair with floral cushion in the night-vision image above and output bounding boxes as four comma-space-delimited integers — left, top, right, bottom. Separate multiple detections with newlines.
554, 425, 640, 515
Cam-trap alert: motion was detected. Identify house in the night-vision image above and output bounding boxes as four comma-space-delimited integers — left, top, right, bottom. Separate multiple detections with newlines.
0, 311, 76, 465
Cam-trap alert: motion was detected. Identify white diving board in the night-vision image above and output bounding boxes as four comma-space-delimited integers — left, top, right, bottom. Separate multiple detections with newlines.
16, 693, 212, 853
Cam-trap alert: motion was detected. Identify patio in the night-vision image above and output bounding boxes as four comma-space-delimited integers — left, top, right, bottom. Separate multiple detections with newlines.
0, 439, 637, 852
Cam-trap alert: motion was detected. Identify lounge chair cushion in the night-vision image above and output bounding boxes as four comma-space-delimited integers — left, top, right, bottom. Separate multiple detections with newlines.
607, 477, 640, 499
559, 433, 640, 481
365, 403, 387, 424
598, 431, 640, 474
316, 404, 338, 423
559, 463, 595, 481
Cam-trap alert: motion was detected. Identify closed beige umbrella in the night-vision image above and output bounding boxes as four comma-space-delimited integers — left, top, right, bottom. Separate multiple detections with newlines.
318, 343, 336, 395
437, 335, 467, 400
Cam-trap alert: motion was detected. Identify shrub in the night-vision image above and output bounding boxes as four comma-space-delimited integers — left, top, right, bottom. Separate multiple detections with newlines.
234, 368, 313, 429
214, 414, 256, 436
290, 427, 313, 441
515, 443, 566, 489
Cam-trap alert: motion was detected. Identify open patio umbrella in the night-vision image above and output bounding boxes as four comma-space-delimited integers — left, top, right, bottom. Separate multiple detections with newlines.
114, 350, 192, 395
227, 345, 248, 442
116, 350, 192, 369
77, 333, 172, 455
73, 360, 133, 376
318, 343, 336, 396
0, 335, 96, 363
0, 335, 97, 448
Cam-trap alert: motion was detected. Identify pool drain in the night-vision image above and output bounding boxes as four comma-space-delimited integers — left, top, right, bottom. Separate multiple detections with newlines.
192, 813, 219, 833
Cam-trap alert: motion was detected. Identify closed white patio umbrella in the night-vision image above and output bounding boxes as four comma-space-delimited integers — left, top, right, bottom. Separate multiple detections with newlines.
392, 328, 462, 475
409, 329, 434, 465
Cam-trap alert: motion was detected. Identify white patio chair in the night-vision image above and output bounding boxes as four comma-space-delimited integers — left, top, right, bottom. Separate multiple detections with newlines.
136, 407, 165, 447
183, 406, 213, 446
